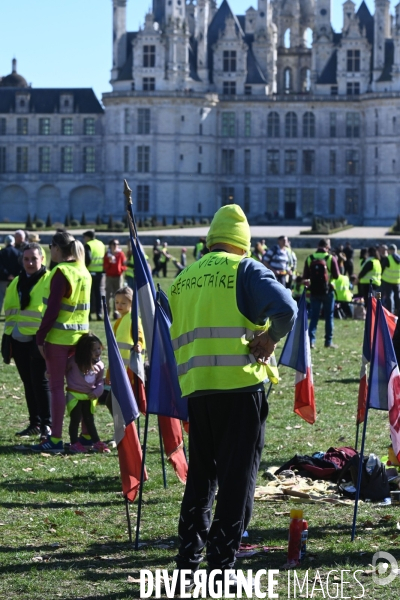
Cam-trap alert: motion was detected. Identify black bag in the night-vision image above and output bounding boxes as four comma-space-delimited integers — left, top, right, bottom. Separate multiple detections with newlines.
1, 333, 12, 365
309, 254, 330, 295
337, 453, 390, 502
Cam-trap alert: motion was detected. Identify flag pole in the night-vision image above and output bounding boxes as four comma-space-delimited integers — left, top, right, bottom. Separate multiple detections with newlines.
125, 496, 133, 543
135, 410, 150, 551
351, 293, 381, 541
158, 417, 168, 489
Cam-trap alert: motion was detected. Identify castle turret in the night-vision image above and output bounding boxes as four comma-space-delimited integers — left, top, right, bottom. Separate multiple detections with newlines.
111, 0, 127, 81
374, 0, 391, 76
195, 0, 211, 82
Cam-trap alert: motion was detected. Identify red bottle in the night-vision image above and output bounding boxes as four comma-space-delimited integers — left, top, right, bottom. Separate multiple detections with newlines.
287, 509, 303, 565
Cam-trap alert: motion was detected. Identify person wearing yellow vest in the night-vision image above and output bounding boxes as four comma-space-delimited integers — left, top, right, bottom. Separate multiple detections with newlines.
168, 205, 297, 588
381, 243, 400, 314
27, 233, 47, 266
32, 232, 92, 453
83, 230, 105, 322
357, 246, 382, 309
331, 273, 354, 318
3, 243, 51, 439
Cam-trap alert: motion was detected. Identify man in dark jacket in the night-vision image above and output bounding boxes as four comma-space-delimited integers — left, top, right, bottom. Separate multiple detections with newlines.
0, 235, 21, 315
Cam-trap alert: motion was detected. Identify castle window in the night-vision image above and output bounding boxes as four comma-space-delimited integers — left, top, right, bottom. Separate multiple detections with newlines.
62, 118, 73, 135
303, 28, 313, 49
0, 119, 6, 135
83, 147, 96, 173
16, 147, 28, 173
39, 147, 51, 173
345, 149, 359, 175
124, 146, 130, 171
221, 149, 235, 174
84, 118, 95, 135
223, 50, 236, 72
267, 112, 280, 137
301, 68, 311, 93
17, 118, 28, 135
39, 118, 51, 135
61, 147, 73, 173
244, 187, 251, 213
244, 112, 251, 136
143, 45, 156, 68
303, 150, 315, 175
346, 113, 360, 138
197, 162, 202, 174
303, 112, 315, 138
0, 147, 6, 173
267, 150, 279, 175
347, 82, 360, 96
284, 68, 292, 93
284, 149, 297, 174
330, 85, 338, 96
198, 203, 202, 214
345, 189, 359, 214
266, 188, 279, 217
124, 109, 131, 134
221, 112, 235, 137
244, 149, 251, 175
329, 189, 336, 214
137, 185, 150, 212
347, 49, 360, 73
244, 85, 252, 95
223, 81, 236, 95
138, 108, 151, 134
285, 112, 297, 138
137, 146, 150, 172
301, 189, 315, 215
284, 29, 291, 49
221, 187, 235, 205
329, 150, 336, 175
143, 77, 155, 91
329, 113, 336, 137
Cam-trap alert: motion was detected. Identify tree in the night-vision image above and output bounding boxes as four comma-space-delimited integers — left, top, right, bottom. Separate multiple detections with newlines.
64, 213, 71, 227
108, 214, 114, 230
25, 213, 32, 228
81, 212, 87, 226
96, 213, 102, 225
46, 213, 52, 228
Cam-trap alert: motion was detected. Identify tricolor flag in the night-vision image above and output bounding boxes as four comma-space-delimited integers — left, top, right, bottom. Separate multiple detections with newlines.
280, 291, 316, 425
357, 293, 397, 424
367, 300, 400, 461
103, 298, 147, 502
127, 200, 188, 483
130, 278, 147, 415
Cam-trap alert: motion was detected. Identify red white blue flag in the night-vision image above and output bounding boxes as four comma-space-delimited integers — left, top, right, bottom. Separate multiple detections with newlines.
280, 291, 316, 425
367, 300, 400, 460
103, 298, 147, 502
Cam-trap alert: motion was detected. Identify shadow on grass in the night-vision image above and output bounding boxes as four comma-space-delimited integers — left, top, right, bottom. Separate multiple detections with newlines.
0, 474, 120, 495
324, 378, 360, 384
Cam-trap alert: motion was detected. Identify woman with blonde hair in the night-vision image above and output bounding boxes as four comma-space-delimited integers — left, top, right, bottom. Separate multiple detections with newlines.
33, 232, 92, 453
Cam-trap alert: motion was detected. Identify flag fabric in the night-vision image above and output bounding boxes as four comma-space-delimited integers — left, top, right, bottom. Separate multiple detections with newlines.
367, 300, 400, 460
102, 298, 147, 502
280, 291, 316, 425
126, 203, 188, 483
129, 276, 147, 415
357, 294, 397, 424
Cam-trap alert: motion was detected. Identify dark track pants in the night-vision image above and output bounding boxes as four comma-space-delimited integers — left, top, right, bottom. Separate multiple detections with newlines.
176, 390, 268, 571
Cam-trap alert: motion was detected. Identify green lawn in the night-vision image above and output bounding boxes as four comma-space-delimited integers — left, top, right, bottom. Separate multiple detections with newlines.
0, 247, 399, 599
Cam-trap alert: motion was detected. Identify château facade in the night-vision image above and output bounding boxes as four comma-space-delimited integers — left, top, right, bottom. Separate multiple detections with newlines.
2, 0, 400, 225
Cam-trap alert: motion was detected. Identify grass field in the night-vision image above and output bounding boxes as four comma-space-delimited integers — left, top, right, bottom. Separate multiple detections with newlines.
0, 245, 399, 599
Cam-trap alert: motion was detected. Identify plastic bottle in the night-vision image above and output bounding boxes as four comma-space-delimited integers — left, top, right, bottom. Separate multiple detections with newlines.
366, 453, 378, 474
300, 520, 308, 561
287, 509, 303, 565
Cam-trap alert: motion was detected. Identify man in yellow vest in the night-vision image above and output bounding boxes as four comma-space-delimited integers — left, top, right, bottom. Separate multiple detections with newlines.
381, 243, 400, 314
331, 273, 353, 318
83, 230, 105, 321
3, 243, 51, 440
168, 205, 297, 591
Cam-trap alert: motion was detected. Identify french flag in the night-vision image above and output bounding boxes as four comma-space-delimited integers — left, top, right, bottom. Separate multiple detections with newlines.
130, 277, 147, 415
102, 298, 147, 502
280, 291, 316, 425
367, 300, 400, 461
357, 293, 397, 424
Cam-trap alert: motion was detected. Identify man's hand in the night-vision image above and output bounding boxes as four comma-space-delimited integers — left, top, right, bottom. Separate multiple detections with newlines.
38, 345, 45, 360
249, 331, 277, 364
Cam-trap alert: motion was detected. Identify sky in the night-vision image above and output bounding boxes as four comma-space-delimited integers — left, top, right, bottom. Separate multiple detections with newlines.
0, 0, 396, 101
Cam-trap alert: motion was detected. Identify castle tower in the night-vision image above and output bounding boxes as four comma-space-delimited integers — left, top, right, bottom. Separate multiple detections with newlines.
111, 0, 127, 82
195, 0, 211, 82
164, 0, 190, 87
374, 0, 391, 75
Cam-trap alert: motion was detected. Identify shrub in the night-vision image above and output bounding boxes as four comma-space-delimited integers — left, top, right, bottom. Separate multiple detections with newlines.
35, 219, 45, 228
143, 219, 152, 228
162, 215, 167, 226
108, 215, 114, 230
173, 216, 177, 226
26, 213, 33, 228
113, 221, 124, 231
71, 219, 80, 227
151, 215, 157, 227
46, 213, 52, 228
201, 218, 209, 225
96, 214, 102, 225
138, 218, 143, 228
185, 218, 193, 226
64, 214, 71, 227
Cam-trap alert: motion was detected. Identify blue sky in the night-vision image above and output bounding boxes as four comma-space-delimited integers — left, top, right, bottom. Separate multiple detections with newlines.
0, 0, 395, 100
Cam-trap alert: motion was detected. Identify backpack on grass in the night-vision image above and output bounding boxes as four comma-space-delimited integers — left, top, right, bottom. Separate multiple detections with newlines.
337, 453, 390, 502
309, 254, 330, 295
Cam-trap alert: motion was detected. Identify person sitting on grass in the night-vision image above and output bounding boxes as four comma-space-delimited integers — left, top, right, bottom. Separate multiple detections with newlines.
65, 333, 110, 454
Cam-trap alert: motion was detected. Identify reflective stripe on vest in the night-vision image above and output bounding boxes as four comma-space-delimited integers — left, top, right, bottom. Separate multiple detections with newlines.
4, 273, 49, 336
168, 252, 279, 396
87, 239, 105, 273
43, 262, 91, 345
359, 258, 382, 285
116, 312, 133, 370
382, 255, 400, 284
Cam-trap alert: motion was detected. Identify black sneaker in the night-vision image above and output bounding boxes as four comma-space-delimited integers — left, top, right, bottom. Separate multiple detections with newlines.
40, 425, 52, 440
15, 425, 40, 437
174, 570, 196, 596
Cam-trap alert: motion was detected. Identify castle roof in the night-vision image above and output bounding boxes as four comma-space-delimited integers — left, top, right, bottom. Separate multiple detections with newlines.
0, 88, 103, 114
0, 59, 28, 88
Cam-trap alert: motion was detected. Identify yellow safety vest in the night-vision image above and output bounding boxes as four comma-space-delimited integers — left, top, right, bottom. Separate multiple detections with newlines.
4, 272, 50, 335
42, 262, 91, 345
87, 239, 105, 273
168, 252, 279, 397
66, 390, 97, 415
116, 312, 134, 368
126, 257, 134, 279
382, 255, 400, 285
292, 284, 304, 299
332, 275, 353, 302
359, 258, 382, 286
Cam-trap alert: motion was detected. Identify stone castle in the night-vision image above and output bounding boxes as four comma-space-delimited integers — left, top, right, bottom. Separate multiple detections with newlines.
1, 0, 400, 225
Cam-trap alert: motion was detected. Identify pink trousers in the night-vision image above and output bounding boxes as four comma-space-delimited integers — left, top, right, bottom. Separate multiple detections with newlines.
45, 343, 74, 439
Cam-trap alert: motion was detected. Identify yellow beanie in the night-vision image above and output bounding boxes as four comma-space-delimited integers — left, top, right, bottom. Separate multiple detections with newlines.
206, 205, 251, 252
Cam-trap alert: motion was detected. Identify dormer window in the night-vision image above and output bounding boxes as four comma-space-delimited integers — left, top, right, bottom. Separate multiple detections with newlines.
223, 81, 236, 95
223, 50, 236, 73
347, 50, 360, 73
143, 45, 156, 68
60, 94, 73, 114
16, 94, 30, 114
